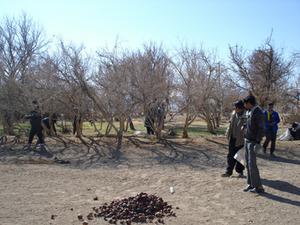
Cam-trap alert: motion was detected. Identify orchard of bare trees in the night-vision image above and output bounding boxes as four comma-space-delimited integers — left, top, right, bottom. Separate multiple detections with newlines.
0, 14, 299, 148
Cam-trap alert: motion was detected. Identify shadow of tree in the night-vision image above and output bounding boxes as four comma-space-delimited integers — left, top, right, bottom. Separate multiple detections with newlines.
0, 137, 228, 170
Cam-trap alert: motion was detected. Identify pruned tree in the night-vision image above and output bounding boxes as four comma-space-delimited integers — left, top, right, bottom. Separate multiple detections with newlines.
229, 36, 294, 107
127, 43, 172, 138
172, 46, 225, 136
0, 13, 47, 134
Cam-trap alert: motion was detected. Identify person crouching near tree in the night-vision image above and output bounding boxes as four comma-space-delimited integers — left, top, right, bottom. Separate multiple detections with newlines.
222, 100, 247, 178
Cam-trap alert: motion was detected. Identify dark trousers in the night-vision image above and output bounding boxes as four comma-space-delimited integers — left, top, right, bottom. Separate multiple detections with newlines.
245, 140, 262, 188
28, 128, 44, 144
146, 126, 154, 135
263, 130, 277, 154
226, 138, 245, 175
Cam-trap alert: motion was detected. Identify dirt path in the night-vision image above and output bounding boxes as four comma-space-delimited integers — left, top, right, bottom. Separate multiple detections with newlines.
0, 138, 299, 225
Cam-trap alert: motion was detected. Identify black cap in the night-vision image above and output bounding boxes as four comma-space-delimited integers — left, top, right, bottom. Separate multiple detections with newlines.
268, 102, 274, 106
234, 100, 244, 109
243, 95, 256, 105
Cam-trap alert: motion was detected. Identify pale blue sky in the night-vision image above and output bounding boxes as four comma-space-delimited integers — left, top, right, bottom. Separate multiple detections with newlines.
0, 0, 300, 59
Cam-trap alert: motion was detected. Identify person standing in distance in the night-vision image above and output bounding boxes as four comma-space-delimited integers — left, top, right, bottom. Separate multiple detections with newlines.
25, 100, 44, 147
243, 95, 265, 194
263, 102, 280, 157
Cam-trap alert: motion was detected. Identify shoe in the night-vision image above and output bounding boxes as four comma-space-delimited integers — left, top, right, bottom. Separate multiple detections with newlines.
249, 187, 265, 194
237, 172, 245, 178
221, 173, 231, 177
23, 144, 32, 151
243, 185, 253, 192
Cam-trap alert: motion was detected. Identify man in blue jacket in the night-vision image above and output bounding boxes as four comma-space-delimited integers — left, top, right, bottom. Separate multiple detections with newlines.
263, 103, 280, 157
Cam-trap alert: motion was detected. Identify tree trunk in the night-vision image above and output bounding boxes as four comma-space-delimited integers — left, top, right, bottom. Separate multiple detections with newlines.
206, 118, 216, 134
115, 118, 124, 157
156, 117, 163, 139
105, 120, 113, 135
76, 119, 83, 137
2, 112, 15, 135
182, 116, 189, 138
182, 126, 189, 138
124, 119, 129, 132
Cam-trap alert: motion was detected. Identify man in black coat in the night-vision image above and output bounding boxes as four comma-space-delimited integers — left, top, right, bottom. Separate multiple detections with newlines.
25, 101, 44, 145
243, 95, 265, 194
290, 122, 300, 140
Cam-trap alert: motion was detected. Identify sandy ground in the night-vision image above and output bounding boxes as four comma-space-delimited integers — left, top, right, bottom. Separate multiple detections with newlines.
0, 136, 299, 225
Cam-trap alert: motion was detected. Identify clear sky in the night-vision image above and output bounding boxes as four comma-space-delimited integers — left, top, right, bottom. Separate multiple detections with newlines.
0, 0, 300, 60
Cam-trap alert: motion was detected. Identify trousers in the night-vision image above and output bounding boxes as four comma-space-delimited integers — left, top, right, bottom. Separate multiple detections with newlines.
226, 138, 245, 174
245, 140, 262, 188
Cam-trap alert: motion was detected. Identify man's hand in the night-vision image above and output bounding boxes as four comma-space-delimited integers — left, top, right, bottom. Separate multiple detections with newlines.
254, 143, 261, 153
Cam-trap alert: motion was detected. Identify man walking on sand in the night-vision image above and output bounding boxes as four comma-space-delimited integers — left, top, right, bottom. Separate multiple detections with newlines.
222, 100, 246, 178
243, 95, 265, 194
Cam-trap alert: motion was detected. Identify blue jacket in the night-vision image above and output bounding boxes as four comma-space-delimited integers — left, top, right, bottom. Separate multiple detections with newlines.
264, 110, 280, 133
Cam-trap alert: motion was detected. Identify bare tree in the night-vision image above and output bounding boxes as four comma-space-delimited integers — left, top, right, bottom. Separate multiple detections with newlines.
0, 13, 46, 134
229, 36, 294, 107
128, 43, 172, 138
172, 46, 224, 136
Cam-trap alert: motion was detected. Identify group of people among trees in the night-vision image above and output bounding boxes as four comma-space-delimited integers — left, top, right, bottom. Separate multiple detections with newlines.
25, 101, 58, 147
24, 99, 168, 147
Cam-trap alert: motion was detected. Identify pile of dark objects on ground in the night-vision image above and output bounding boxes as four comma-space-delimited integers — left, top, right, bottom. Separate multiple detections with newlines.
80, 192, 177, 224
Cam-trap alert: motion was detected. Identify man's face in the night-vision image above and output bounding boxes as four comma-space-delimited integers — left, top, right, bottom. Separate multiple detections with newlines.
244, 102, 251, 109
268, 105, 273, 111
235, 107, 242, 113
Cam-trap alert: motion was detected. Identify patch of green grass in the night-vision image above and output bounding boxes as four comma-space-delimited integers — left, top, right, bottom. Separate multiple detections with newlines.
169, 124, 227, 138
0, 123, 31, 136
0, 119, 227, 138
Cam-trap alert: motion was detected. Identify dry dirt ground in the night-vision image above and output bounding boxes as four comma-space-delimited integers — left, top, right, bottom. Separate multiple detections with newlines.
0, 136, 299, 225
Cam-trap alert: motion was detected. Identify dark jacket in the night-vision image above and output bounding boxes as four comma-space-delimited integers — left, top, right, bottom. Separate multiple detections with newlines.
244, 105, 265, 143
290, 122, 300, 140
25, 110, 42, 130
264, 110, 280, 133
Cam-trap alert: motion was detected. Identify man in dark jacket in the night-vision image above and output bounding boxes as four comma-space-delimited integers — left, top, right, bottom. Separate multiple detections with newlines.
290, 122, 300, 140
243, 95, 265, 194
222, 100, 247, 177
25, 101, 44, 145
263, 103, 280, 157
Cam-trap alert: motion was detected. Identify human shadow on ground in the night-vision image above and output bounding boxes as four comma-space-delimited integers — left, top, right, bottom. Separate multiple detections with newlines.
262, 179, 300, 196
258, 154, 300, 165
261, 179, 300, 207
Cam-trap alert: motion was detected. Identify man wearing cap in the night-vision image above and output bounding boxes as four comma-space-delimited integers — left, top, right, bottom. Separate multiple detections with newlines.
222, 100, 246, 177
263, 103, 280, 157
243, 95, 265, 193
